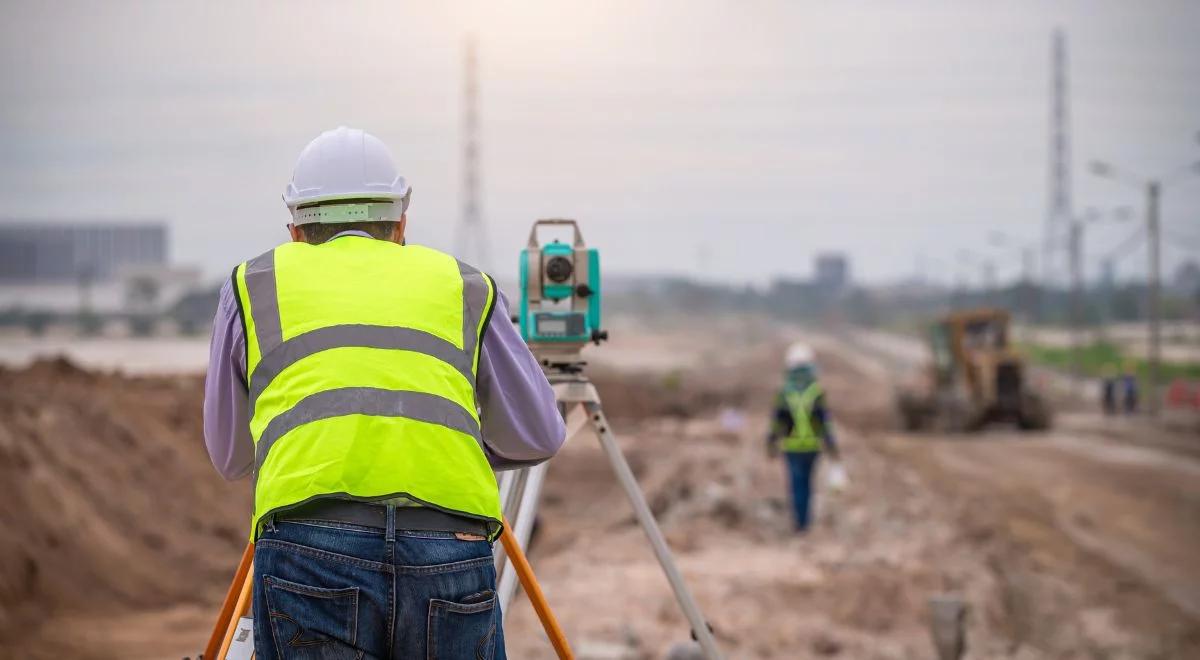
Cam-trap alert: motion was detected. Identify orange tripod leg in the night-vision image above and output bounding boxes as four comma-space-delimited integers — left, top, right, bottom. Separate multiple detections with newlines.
216, 555, 255, 659
205, 542, 254, 659
500, 517, 574, 660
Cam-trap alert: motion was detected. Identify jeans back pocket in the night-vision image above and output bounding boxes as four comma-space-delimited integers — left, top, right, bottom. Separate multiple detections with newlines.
264, 574, 362, 659
427, 590, 497, 660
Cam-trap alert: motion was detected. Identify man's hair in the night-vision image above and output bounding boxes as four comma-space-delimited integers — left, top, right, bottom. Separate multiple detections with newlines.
298, 221, 398, 245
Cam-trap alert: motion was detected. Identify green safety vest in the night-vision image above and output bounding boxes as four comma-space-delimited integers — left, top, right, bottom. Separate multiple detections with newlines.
780, 382, 823, 453
232, 235, 501, 540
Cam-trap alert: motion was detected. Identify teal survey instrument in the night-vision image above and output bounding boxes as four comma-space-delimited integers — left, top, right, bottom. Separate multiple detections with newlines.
497, 219, 724, 659
518, 219, 607, 367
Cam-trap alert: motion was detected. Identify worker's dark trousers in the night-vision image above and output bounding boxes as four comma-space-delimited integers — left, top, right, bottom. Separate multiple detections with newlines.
252, 512, 505, 659
785, 451, 819, 531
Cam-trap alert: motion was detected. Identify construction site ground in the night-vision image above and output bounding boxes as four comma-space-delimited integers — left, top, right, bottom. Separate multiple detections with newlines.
1, 317, 1197, 658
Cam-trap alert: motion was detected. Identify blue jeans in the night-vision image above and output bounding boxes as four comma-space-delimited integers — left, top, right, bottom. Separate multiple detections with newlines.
252, 512, 505, 659
785, 451, 819, 531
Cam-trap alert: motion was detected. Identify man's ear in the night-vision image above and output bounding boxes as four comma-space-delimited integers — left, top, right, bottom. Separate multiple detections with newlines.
288, 223, 305, 243
394, 215, 407, 246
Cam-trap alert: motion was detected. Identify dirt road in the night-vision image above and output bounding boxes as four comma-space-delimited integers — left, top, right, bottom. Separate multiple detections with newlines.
501, 323, 1200, 658
822, 327, 1200, 621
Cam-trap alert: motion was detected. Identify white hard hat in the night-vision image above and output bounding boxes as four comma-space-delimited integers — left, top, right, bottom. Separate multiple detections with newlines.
784, 342, 816, 369
283, 126, 412, 225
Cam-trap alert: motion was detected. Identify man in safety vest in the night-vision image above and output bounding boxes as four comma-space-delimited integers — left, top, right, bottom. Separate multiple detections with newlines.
767, 342, 840, 532
203, 127, 565, 659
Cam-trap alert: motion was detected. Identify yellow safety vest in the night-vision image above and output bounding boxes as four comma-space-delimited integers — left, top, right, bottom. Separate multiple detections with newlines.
780, 382, 823, 453
232, 235, 501, 539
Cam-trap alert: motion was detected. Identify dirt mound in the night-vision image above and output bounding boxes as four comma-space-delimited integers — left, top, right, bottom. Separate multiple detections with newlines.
0, 358, 248, 658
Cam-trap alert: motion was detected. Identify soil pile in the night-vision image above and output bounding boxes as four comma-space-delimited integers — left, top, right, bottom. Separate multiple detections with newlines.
0, 358, 248, 658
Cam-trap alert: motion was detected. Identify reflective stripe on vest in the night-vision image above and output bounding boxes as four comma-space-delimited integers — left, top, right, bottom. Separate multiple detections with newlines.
781, 382, 823, 453
232, 236, 500, 539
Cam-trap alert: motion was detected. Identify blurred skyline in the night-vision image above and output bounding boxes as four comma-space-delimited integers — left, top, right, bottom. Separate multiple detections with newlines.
2, 1, 1198, 288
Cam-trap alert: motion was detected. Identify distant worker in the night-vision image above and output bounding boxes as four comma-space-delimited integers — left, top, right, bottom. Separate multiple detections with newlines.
202, 127, 565, 659
1101, 365, 1118, 416
767, 342, 841, 532
1121, 360, 1139, 414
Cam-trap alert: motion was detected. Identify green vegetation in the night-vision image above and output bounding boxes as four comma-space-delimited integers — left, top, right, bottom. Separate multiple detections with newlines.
1021, 341, 1200, 384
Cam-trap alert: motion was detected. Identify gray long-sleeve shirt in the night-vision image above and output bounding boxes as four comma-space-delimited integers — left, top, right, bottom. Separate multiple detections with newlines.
202, 242, 565, 481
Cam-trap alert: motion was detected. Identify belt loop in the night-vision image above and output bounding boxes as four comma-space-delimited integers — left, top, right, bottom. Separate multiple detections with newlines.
385, 504, 397, 543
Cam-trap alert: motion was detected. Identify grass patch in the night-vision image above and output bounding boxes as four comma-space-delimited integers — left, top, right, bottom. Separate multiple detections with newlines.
1020, 341, 1200, 385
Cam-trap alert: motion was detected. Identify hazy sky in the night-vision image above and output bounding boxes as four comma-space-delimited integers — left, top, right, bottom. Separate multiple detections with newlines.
2, 1, 1198, 288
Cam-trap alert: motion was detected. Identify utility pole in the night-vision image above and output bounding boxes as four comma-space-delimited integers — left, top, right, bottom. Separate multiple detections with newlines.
1021, 247, 1036, 324
983, 260, 997, 307
1043, 29, 1072, 302
1098, 257, 1116, 342
1091, 155, 1199, 416
1068, 219, 1083, 394
1147, 181, 1162, 415
456, 34, 489, 270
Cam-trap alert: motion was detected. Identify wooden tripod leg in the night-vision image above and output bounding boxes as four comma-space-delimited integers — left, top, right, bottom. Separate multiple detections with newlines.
205, 542, 254, 659
500, 517, 574, 660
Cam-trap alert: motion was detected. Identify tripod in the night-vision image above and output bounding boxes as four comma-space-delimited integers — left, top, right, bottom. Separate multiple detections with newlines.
494, 366, 724, 659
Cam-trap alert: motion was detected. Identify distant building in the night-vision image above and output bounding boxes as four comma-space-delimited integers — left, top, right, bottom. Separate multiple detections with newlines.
0, 221, 205, 321
814, 253, 850, 293
0, 221, 166, 284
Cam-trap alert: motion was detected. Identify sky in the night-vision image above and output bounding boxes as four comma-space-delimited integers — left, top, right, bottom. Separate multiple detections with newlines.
1, 1, 1198, 288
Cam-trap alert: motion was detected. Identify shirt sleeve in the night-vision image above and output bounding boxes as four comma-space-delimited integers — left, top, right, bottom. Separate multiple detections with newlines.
476, 292, 567, 471
202, 279, 255, 481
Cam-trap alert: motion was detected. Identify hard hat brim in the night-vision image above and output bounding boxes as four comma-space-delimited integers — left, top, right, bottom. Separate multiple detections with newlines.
285, 188, 412, 225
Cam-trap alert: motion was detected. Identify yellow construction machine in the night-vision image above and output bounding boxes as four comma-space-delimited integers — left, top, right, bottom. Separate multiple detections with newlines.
896, 308, 1051, 432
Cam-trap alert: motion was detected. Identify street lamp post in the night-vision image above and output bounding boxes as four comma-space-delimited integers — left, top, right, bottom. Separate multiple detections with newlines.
1147, 181, 1161, 414
1090, 157, 1200, 415
1069, 219, 1083, 390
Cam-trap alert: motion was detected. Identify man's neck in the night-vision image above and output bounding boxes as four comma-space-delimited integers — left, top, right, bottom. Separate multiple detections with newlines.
326, 229, 374, 242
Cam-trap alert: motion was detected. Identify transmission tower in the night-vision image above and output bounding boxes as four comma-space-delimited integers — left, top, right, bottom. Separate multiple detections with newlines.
456, 35, 490, 270
1043, 28, 1072, 292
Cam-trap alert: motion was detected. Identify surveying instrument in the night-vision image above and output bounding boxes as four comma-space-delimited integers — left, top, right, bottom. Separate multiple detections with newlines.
494, 219, 723, 659
203, 220, 721, 659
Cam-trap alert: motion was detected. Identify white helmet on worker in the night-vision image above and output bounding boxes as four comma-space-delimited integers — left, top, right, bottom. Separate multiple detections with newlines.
784, 342, 816, 369
283, 126, 412, 226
